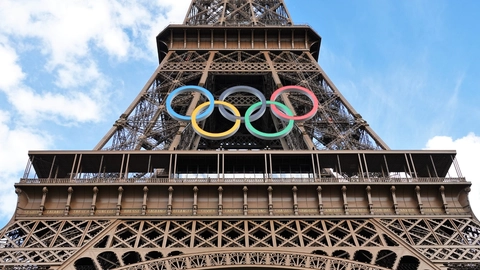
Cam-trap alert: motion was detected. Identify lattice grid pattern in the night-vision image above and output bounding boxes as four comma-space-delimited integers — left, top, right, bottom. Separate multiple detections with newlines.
0, 220, 112, 265
86, 219, 395, 250
97, 49, 387, 151
380, 218, 480, 261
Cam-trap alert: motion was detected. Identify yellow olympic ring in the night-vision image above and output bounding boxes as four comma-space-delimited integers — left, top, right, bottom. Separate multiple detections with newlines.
191, 100, 241, 140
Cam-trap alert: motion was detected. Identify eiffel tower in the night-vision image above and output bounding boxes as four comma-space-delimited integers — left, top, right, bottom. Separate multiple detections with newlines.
1, 1, 479, 269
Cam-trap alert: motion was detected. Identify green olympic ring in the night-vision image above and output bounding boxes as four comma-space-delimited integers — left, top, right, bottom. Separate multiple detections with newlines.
244, 101, 294, 140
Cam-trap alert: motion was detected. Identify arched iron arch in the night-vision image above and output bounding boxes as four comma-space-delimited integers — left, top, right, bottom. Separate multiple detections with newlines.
113, 250, 391, 270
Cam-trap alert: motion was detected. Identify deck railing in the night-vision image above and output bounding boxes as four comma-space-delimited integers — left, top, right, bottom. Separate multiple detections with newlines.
18, 176, 467, 184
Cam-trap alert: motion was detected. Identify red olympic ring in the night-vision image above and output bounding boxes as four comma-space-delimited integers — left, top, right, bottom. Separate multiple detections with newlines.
269, 85, 319, 121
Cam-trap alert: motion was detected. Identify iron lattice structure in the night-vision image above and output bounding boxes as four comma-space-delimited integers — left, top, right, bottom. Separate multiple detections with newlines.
1, 1, 479, 270
94, 0, 388, 152
184, 0, 292, 26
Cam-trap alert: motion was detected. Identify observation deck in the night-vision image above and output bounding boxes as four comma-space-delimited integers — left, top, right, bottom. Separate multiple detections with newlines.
21, 150, 464, 183
15, 150, 471, 219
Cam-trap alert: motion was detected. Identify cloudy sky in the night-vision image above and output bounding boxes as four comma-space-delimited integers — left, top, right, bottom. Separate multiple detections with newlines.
0, 0, 479, 227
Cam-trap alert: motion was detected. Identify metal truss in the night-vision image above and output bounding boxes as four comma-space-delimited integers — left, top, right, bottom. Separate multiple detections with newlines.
379, 218, 480, 262
0, 219, 112, 266
96, 49, 388, 151
184, 0, 292, 26
2, 218, 479, 269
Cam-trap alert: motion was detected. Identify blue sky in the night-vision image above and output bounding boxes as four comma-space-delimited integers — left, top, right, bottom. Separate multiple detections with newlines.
0, 0, 479, 227
289, 1, 480, 149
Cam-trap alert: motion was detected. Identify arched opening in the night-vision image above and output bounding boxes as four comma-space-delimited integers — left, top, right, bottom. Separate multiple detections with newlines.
97, 251, 120, 270
74, 257, 96, 270
353, 250, 372, 264
397, 255, 420, 270
312, 250, 327, 256
146, 251, 163, 260
122, 251, 141, 265
167, 250, 184, 257
332, 250, 350, 259
375, 249, 397, 268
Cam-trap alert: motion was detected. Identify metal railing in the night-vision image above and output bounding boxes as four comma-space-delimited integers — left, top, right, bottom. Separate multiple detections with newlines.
18, 176, 467, 184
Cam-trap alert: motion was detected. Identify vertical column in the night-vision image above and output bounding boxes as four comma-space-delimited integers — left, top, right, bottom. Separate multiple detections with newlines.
168, 186, 174, 215
218, 186, 223, 216
341, 186, 348, 215
366, 186, 374, 214
439, 186, 449, 214
142, 186, 148, 215
64, 187, 73, 216
90, 186, 98, 215
243, 186, 248, 215
415, 186, 424, 214
292, 186, 298, 215
267, 186, 273, 215
317, 186, 323, 215
391, 186, 399, 214
39, 187, 48, 216
193, 186, 198, 215
116, 186, 123, 216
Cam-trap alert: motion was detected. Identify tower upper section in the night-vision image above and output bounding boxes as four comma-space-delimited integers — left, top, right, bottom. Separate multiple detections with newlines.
99, 0, 388, 151
184, 0, 292, 26
156, 0, 321, 64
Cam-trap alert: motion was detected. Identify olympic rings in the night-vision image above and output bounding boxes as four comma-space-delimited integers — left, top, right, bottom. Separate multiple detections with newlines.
166, 85, 318, 140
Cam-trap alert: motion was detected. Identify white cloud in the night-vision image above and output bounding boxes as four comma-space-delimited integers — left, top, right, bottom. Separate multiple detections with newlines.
0, 0, 190, 65
0, 41, 25, 90
425, 133, 480, 217
0, 111, 52, 221
0, 0, 191, 227
0, 0, 191, 125
11, 87, 103, 124
55, 59, 103, 89
0, 40, 105, 124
